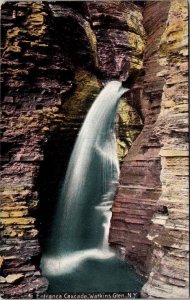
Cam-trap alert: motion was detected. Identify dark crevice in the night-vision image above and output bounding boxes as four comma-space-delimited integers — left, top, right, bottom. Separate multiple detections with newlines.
35, 128, 80, 251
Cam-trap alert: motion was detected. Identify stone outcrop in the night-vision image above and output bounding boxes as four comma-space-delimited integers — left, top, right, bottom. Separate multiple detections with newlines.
0, 0, 189, 299
0, 1, 145, 298
109, 0, 171, 275
110, 0, 189, 298
84, 1, 145, 80
0, 2, 71, 298
141, 0, 189, 297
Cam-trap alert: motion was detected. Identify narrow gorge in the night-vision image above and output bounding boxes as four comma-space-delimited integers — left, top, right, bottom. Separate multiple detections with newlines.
0, 1, 189, 299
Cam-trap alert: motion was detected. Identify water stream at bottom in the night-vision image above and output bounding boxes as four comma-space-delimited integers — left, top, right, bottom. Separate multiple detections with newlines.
40, 81, 145, 294
44, 200, 145, 293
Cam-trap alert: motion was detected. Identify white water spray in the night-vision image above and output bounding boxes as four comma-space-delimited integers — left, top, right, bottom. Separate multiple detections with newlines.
41, 81, 128, 276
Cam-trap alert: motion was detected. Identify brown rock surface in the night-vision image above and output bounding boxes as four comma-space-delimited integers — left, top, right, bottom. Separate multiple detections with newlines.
109, 0, 170, 275
0, 1, 189, 298
110, 1, 189, 298
1, 1, 144, 297
141, 0, 189, 297
85, 1, 145, 80
1, 2, 71, 297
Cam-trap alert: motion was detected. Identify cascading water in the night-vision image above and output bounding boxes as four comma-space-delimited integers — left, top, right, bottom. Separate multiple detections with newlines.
41, 81, 145, 293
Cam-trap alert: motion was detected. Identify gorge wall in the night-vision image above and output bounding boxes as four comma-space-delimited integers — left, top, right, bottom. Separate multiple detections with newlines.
141, 0, 189, 297
0, 1, 189, 299
110, 0, 189, 298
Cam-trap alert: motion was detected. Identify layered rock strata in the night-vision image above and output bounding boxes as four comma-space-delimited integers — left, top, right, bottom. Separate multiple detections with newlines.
84, 1, 145, 80
142, 0, 189, 297
0, 1, 145, 298
0, 2, 72, 297
110, 0, 189, 298
0, 1, 189, 299
109, 0, 171, 275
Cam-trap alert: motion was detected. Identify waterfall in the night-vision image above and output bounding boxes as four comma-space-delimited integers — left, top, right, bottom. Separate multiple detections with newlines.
41, 81, 128, 276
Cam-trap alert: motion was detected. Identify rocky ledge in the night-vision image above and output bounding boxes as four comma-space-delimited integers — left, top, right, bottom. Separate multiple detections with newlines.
110, 0, 189, 298
0, 1, 189, 298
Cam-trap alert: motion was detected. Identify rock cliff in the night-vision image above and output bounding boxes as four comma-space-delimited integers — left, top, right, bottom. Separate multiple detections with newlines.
110, 0, 189, 297
0, 1, 189, 298
141, 0, 189, 297
109, 0, 170, 276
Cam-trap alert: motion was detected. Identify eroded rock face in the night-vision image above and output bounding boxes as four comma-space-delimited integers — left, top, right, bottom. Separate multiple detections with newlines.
0, 0, 189, 298
109, 0, 171, 275
1, 2, 72, 297
84, 1, 145, 80
110, 0, 189, 298
141, 0, 189, 297
0, 1, 144, 297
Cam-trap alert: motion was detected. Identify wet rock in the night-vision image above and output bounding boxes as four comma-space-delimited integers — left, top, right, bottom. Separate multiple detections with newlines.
109, 0, 170, 276
1, 1, 188, 299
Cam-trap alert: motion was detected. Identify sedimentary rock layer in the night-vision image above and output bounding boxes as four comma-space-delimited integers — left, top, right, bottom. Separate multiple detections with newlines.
0, 1, 145, 297
110, 0, 189, 298
142, 0, 189, 297
0, 2, 71, 297
109, 0, 170, 275
0, 1, 189, 298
